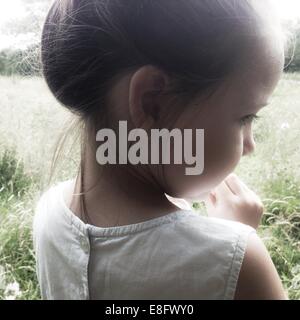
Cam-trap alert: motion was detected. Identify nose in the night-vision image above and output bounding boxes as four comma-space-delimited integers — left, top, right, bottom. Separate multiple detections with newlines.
242, 135, 256, 157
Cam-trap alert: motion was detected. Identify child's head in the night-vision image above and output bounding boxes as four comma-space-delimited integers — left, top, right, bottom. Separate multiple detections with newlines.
42, 0, 286, 200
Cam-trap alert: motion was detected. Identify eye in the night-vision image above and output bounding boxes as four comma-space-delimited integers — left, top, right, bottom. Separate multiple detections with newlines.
240, 114, 261, 126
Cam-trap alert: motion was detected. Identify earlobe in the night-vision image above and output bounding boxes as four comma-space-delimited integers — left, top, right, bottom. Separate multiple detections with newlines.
128, 65, 167, 129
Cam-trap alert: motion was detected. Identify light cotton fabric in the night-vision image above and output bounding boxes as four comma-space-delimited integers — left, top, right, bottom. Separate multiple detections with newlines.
33, 179, 256, 300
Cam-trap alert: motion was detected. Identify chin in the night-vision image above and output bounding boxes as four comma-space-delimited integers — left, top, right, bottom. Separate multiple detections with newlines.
168, 185, 211, 202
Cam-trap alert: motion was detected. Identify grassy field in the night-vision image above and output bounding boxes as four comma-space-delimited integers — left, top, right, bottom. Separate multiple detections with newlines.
0, 74, 299, 300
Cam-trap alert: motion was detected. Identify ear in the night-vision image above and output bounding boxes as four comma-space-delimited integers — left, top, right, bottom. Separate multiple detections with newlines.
128, 65, 168, 129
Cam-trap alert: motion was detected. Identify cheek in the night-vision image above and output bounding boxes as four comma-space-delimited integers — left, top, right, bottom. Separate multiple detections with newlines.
161, 125, 244, 199
214, 126, 244, 167
197, 125, 243, 188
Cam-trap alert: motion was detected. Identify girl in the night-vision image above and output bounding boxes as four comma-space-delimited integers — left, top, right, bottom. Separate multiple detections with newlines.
33, 0, 289, 300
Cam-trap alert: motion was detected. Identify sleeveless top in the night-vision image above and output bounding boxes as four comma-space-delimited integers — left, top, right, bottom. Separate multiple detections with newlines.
32, 179, 256, 300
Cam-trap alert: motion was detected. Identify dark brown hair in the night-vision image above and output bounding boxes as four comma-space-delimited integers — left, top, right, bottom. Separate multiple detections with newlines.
41, 0, 285, 221
42, 0, 285, 116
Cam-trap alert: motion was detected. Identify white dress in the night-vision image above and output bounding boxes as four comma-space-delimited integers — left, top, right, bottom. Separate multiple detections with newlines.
33, 179, 256, 300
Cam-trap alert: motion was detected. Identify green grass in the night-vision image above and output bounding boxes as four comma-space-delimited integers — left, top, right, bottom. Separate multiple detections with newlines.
0, 73, 300, 299
0, 194, 40, 300
0, 149, 40, 299
0, 75, 79, 300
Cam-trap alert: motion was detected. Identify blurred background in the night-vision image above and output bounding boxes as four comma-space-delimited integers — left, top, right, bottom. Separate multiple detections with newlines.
0, 0, 299, 300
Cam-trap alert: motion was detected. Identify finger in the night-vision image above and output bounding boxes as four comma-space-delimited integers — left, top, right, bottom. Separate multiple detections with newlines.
203, 190, 216, 204
209, 191, 217, 205
214, 181, 235, 201
230, 173, 256, 194
225, 174, 246, 196
203, 192, 216, 212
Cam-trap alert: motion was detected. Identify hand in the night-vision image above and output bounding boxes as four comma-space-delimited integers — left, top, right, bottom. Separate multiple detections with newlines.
204, 173, 264, 229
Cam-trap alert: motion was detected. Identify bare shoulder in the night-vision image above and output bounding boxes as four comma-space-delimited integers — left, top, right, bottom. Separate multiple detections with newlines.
234, 232, 288, 300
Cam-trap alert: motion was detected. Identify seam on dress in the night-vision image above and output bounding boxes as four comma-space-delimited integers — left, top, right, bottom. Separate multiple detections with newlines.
58, 179, 198, 238
87, 211, 196, 238
223, 228, 256, 300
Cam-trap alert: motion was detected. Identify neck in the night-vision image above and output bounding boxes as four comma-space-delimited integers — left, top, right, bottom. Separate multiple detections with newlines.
69, 138, 179, 227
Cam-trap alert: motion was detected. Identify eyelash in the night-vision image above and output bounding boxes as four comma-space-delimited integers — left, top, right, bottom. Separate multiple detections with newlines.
240, 114, 261, 126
